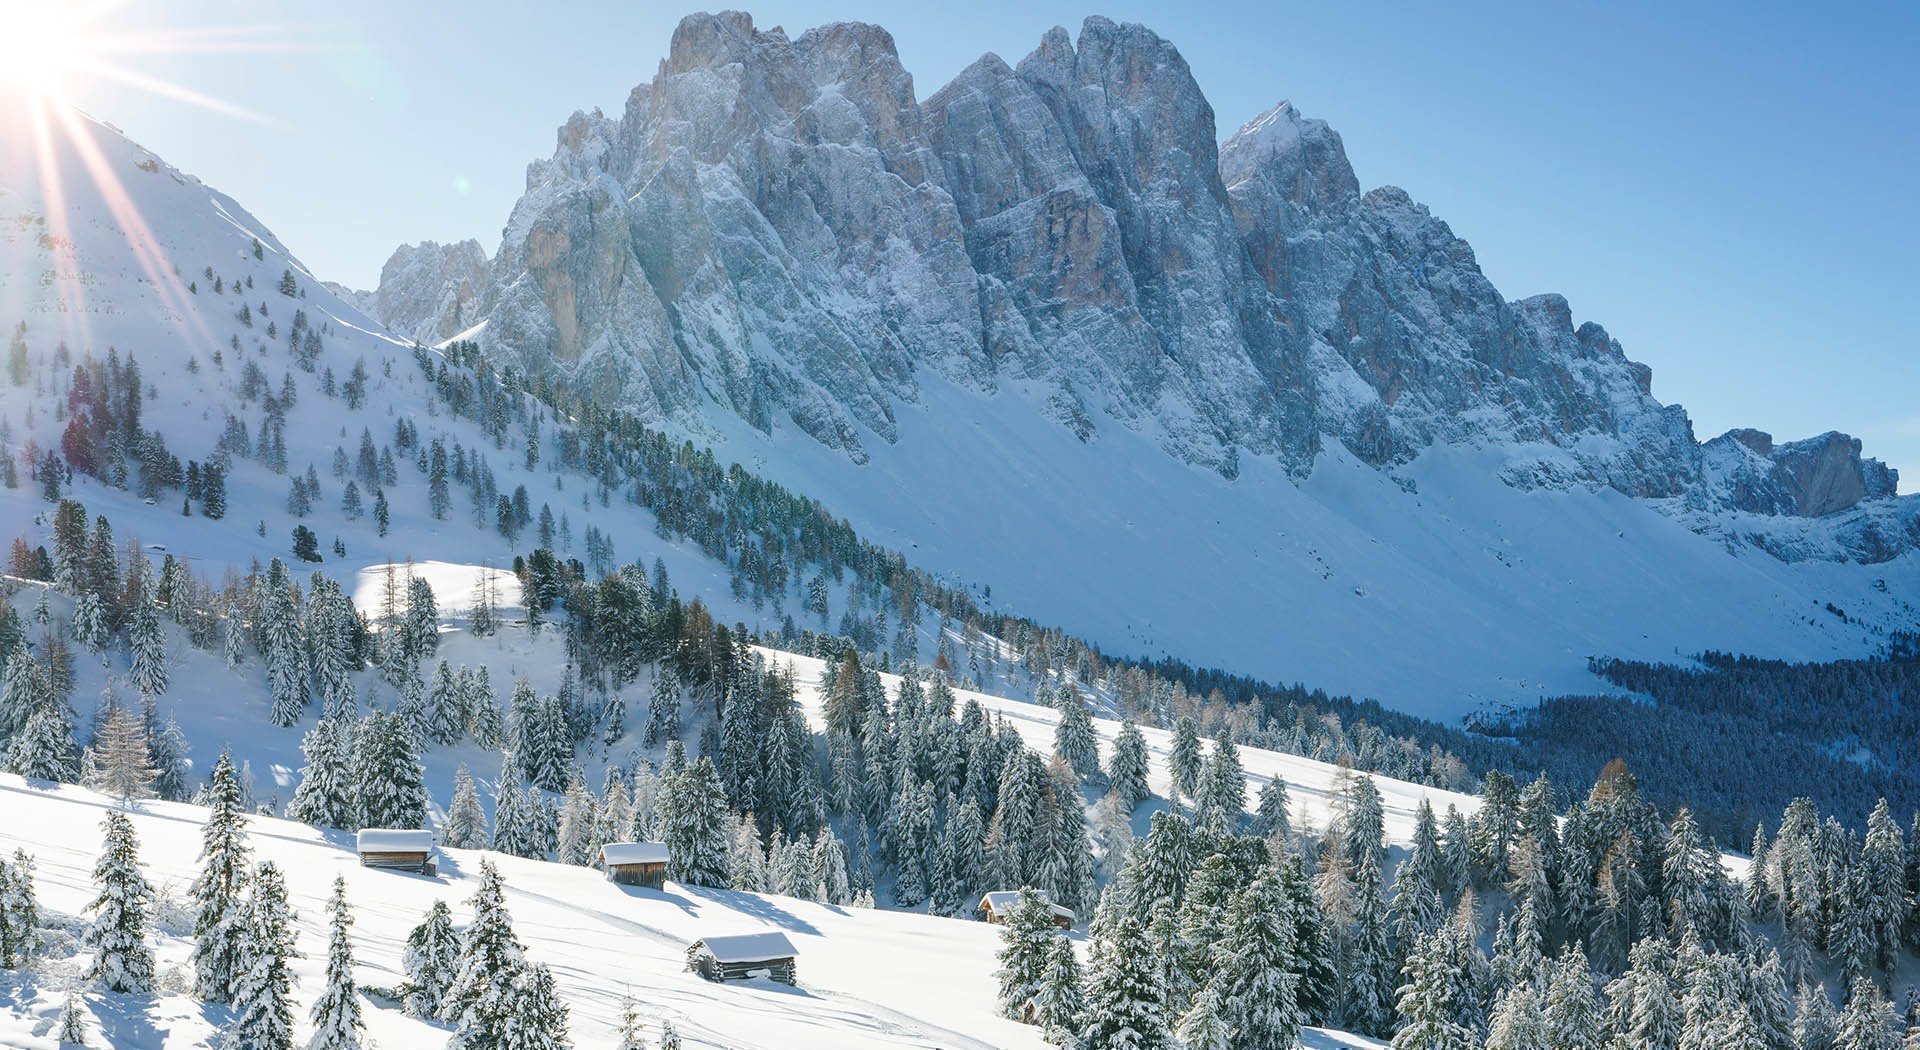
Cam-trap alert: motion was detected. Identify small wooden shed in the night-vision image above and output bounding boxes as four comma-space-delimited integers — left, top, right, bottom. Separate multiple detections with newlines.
599, 841, 670, 888
979, 890, 1074, 930
685, 932, 799, 986
356, 829, 436, 875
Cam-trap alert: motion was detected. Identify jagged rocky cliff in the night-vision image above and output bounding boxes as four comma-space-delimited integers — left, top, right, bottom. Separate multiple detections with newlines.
399, 11, 1911, 562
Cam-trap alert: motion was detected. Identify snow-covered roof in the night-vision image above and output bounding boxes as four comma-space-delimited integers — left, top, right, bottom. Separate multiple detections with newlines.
979, 891, 1072, 921
693, 932, 799, 963
600, 841, 670, 866
355, 829, 433, 853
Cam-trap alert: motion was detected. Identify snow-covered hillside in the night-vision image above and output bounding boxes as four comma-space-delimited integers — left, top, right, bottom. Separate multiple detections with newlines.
16, 774, 1371, 1050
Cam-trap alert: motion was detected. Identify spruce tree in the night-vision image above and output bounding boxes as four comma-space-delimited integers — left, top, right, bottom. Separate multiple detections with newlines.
287, 718, 358, 830
401, 899, 459, 1020
1053, 684, 1101, 783
443, 860, 526, 1046
1176, 983, 1232, 1050
352, 710, 426, 829
191, 752, 252, 1003
1167, 717, 1203, 806
1191, 737, 1246, 839
644, 664, 681, 747
659, 758, 731, 887
1106, 722, 1151, 814
1389, 928, 1479, 1050
308, 876, 364, 1050
1080, 910, 1172, 1050
55, 989, 89, 1046
997, 888, 1059, 1022
1485, 982, 1547, 1050
0, 848, 42, 967
128, 600, 168, 698
262, 560, 309, 726
614, 991, 648, 1050
491, 770, 540, 859
8, 703, 80, 782
443, 764, 489, 849
1250, 777, 1291, 844
506, 961, 572, 1050
1603, 936, 1679, 1050
1033, 935, 1084, 1044
1838, 980, 1904, 1050
234, 862, 300, 1050
1216, 873, 1304, 1050
84, 811, 154, 993
1544, 946, 1604, 1050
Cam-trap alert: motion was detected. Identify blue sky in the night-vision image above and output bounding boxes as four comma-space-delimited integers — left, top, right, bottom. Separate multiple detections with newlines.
57, 1, 1920, 486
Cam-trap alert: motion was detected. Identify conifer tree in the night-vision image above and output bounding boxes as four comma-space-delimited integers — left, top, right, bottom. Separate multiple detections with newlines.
1034, 934, 1084, 1044
1080, 910, 1172, 1050
234, 862, 300, 1050
1053, 683, 1101, 783
614, 991, 648, 1050
507, 961, 572, 1050
1792, 982, 1839, 1050
89, 701, 155, 798
1544, 946, 1604, 1050
1602, 936, 1679, 1050
657, 1021, 682, 1050
84, 811, 154, 993
1192, 738, 1246, 839
729, 815, 768, 893
287, 718, 358, 830
308, 877, 364, 1050
443, 765, 489, 850
1390, 927, 1479, 1050
55, 989, 88, 1046
997, 888, 1059, 1022
443, 860, 526, 1046
128, 599, 168, 698
1485, 983, 1547, 1050
659, 758, 731, 887
1837, 980, 1903, 1050
644, 664, 681, 747
1251, 776, 1291, 844
262, 561, 308, 726
429, 662, 465, 746
0, 848, 42, 967
191, 752, 252, 1003
1216, 873, 1304, 1050
1107, 722, 1150, 813
353, 710, 426, 829
8, 702, 80, 782
401, 899, 459, 1020
1167, 717, 1203, 806
556, 775, 600, 866
491, 770, 540, 859
1176, 983, 1232, 1050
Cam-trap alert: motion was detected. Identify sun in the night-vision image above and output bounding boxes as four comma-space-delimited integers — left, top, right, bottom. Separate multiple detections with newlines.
0, 2, 90, 100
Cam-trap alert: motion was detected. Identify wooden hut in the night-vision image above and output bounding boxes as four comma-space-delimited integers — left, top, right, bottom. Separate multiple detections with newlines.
978, 890, 1074, 929
355, 830, 436, 875
685, 932, 799, 986
599, 842, 670, 888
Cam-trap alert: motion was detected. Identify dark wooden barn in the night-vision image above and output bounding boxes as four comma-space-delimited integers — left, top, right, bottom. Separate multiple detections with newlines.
599, 841, 670, 888
685, 932, 799, 986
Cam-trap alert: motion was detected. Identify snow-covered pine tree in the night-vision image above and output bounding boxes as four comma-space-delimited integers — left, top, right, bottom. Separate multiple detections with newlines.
190, 751, 252, 1003
729, 815, 768, 892
506, 961, 572, 1050
128, 597, 168, 699
997, 888, 1060, 1022
1484, 982, 1547, 1050
1543, 945, 1604, 1050
1792, 982, 1839, 1050
1250, 776, 1291, 844
443, 764, 489, 850
443, 859, 526, 1046
1033, 934, 1084, 1045
262, 560, 308, 727
1602, 936, 1679, 1050
644, 663, 681, 747
352, 710, 426, 830
614, 991, 647, 1050
1053, 683, 1100, 783
1837, 979, 1904, 1050
813, 826, 852, 905
287, 718, 358, 830
1080, 909, 1172, 1050
403, 574, 439, 664
8, 702, 80, 783
55, 989, 88, 1046
491, 769, 541, 859
556, 774, 600, 866
308, 876, 364, 1050
83, 811, 154, 993
0, 848, 42, 967
428, 662, 465, 746
401, 899, 459, 1019
659, 757, 731, 887
234, 861, 300, 1050
71, 590, 108, 654
1167, 717, 1202, 806
143, 700, 190, 802
1389, 927, 1479, 1050
657, 1021, 682, 1050
1175, 983, 1231, 1050
1192, 737, 1245, 839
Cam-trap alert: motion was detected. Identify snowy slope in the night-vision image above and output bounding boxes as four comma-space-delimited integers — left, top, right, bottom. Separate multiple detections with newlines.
0, 776, 1385, 1050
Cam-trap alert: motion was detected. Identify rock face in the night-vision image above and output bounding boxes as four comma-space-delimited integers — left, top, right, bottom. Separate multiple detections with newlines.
400, 12, 1911, 559
372, 239, 489, 345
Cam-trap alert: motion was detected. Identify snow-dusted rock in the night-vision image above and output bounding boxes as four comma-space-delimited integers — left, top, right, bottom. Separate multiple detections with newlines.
371, 239, 489, 345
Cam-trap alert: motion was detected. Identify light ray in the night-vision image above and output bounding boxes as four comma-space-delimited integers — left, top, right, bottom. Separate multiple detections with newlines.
78, 61, 280, 125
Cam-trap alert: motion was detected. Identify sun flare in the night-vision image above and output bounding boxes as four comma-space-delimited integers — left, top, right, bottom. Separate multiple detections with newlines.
0, 2, 89, 100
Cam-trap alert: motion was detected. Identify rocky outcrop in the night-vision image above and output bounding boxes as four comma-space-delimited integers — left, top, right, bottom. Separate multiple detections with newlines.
371, 239, 489, 345
407, 11, 1912, 559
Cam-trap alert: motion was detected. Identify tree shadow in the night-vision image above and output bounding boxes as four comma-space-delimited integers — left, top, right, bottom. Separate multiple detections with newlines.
676, 884, 822, 937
